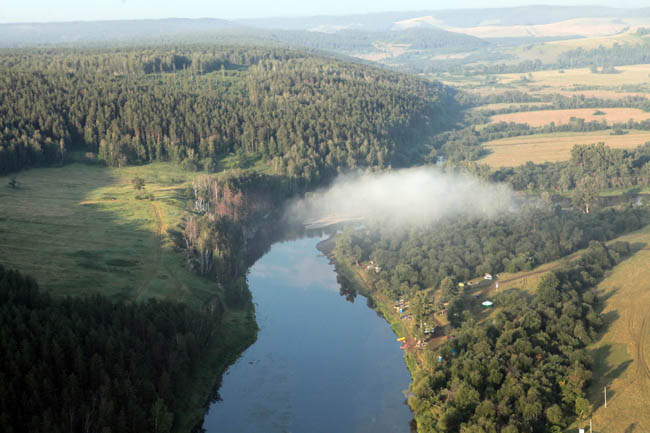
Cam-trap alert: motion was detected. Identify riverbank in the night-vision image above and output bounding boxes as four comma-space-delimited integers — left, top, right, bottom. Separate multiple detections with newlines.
174, 304, 258, 433
316, 236, 421, 406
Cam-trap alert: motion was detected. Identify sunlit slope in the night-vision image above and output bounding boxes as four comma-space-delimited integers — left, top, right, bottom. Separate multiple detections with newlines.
0, 162, 216, 306
587, 226, 650, 433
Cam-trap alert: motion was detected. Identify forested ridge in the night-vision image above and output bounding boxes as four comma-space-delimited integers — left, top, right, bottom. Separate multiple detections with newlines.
0, 45, 455, 181
0, 264, 228, 433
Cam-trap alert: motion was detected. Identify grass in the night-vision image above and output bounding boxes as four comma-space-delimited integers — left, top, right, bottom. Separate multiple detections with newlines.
490, 108, 650, 127
508, 31, 649, 64
584, 226, 650, 433
0, 158, 270, 306
480, 130, 650, 167
471, 102, 552, 112
0, 162, 221, 306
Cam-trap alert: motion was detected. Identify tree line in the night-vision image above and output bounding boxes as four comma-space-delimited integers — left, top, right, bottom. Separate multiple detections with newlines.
492, 142, 650, 193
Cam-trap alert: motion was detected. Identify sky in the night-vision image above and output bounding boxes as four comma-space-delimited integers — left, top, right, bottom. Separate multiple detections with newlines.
1, 0, 649, 24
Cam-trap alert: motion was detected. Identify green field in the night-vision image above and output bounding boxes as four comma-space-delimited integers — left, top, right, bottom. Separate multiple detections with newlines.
0, 162, 222, 306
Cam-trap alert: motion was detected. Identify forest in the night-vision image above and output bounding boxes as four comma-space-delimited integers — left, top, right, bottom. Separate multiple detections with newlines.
0, 264, 226, 433
335, 205, 646, 318
0, 45, 455, 182
0, 44, 460, 432
409, 241, 630, 432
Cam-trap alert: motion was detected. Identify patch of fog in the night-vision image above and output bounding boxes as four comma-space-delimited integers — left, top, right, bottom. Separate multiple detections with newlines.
287, 166, 514, 227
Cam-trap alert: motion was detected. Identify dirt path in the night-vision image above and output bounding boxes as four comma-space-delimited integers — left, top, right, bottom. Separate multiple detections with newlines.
636, 307, 650, 381
135, 202, 164, 300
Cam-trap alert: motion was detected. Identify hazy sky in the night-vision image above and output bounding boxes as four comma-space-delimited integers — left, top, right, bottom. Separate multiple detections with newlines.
1, 0, 649, 23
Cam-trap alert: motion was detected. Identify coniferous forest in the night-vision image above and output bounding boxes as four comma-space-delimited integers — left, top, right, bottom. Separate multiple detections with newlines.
0, 264, 223, 433
0, 45, 455, 180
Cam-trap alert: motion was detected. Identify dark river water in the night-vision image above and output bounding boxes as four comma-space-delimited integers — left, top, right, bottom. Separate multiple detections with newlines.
201, 236, 412, 433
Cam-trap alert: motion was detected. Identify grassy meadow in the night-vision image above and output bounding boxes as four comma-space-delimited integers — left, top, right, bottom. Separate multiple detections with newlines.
480, 130, 650, 167
0, 162, 219, 307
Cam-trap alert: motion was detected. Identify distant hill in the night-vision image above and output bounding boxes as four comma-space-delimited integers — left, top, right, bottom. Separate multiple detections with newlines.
241, 6, 650, 32
0, 18, 238, 46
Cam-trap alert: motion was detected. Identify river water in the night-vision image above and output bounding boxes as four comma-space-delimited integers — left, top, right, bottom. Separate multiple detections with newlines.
201, 236, 412, 433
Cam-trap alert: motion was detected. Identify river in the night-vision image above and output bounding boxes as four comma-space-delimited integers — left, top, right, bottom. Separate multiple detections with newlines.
201, 236, 412, 433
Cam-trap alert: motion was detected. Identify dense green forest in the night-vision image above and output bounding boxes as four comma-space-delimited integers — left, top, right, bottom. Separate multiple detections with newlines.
0, 264, 227, 433
0, 45, 455, 181
336, 206, 645, 311
409, 241, 630, 432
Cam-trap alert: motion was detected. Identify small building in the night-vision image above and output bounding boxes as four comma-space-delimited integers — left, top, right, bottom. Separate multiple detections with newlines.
482, 301, 494, 308
484, 273, 493, 280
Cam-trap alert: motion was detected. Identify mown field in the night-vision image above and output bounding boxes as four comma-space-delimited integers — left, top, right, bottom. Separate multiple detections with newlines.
497, 64, 650, 89
586, 226, 650, 433
490, 108, 650, 127
0, 162, 219, 306
480, 130, 650, 167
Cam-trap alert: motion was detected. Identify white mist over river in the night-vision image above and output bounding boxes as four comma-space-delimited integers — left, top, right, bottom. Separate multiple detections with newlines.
289, 167, 514, 227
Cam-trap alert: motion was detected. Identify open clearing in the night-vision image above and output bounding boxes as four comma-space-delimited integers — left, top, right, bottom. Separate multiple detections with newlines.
585, 226, 650, 433
481, 130, 650, 167
0, 162, 219, 306
490, 108, 650, 127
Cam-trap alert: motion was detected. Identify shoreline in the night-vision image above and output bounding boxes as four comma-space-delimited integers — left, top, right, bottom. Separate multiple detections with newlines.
316, 235, 421, 430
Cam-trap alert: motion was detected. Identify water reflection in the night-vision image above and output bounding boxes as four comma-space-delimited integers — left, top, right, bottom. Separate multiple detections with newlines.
201, 236, 412, 433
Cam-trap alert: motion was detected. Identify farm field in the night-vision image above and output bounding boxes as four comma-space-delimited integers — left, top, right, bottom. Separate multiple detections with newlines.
585, 226, 650, 433
471, 102, 552, 112
480, 130, 650, 167
534, 88, 649, 100
0, 162, 219, 307
490, 108, 650, 127
497, 64, 650, 88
